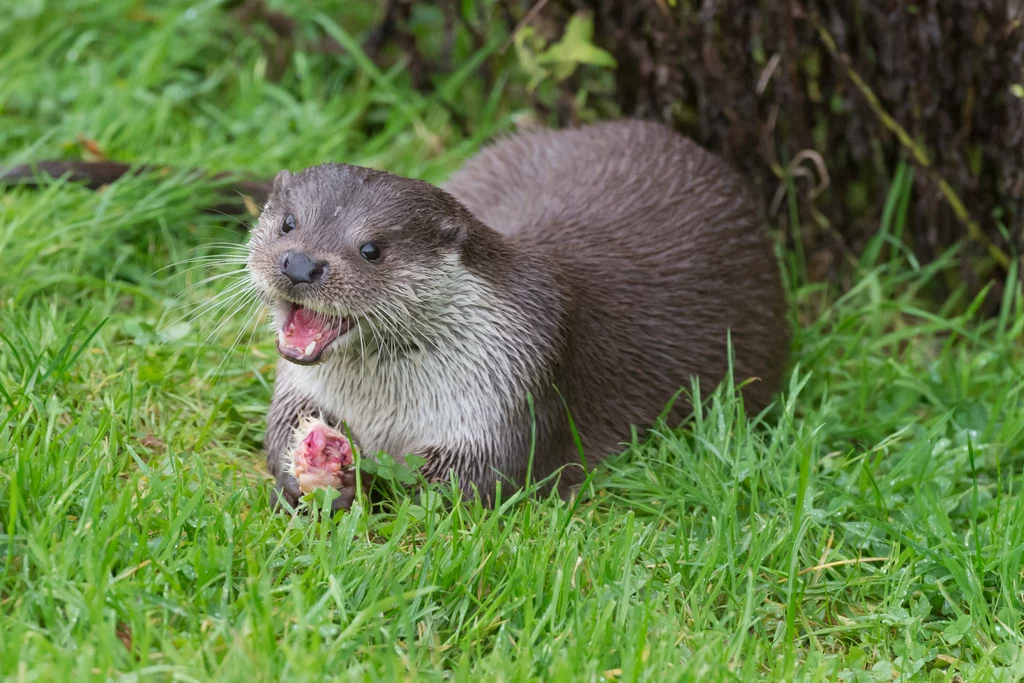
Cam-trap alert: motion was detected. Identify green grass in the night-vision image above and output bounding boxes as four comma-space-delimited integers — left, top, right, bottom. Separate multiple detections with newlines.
3, 2, 1024, 680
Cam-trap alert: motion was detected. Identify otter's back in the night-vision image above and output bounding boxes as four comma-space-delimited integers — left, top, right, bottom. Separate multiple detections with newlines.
443, 119, 742, 246
444, 119, 790, 420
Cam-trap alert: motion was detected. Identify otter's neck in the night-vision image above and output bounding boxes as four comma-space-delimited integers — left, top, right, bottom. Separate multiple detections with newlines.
317, 218, 570, 401
455, 218, 572, 374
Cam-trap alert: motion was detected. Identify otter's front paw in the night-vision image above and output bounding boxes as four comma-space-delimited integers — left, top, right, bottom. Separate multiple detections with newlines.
271, 471, 356, 513
272, 417, 359, 513
289, 417, 354, 494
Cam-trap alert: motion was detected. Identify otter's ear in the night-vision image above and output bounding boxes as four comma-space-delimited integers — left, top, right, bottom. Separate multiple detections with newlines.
272, 169, 292, 193
438, 218, 469, 246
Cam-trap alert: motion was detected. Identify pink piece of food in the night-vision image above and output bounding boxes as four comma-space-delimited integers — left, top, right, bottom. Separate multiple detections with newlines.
289, 419, 354, 494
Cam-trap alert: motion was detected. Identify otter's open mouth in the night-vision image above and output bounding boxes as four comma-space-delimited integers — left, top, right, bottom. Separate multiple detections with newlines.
276, 302, 351, 364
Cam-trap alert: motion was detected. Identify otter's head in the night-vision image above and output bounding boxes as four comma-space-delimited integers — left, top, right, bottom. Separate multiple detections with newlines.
246, 163, 474, 365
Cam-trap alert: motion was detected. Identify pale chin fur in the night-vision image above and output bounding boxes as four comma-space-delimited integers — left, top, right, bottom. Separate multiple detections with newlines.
285, 264, 545, 466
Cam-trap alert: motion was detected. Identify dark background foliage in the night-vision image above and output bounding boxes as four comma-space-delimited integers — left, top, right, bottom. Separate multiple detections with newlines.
568, 0, 1024, 304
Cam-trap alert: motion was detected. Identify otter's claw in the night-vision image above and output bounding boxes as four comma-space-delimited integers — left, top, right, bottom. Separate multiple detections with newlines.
270, 472, 303, 510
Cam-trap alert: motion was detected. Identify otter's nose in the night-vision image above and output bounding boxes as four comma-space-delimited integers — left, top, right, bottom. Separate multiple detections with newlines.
280, 250, 325, 284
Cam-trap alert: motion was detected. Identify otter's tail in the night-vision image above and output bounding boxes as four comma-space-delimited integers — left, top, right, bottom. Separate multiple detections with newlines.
0, 160, 273, 215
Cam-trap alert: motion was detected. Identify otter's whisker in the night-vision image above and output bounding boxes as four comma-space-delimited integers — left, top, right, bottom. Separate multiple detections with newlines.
363, 309, 390, 360
377, 299, 424, 356
155, 241, 252, 272
170, 289, 254, 355
369, 305, 407, 358
150, 282, 254, 358
355, 318, 367, 372
162, 274, 253, 324
368, 308, 400, 361
241, 305, 268, 370
192, 286, 260, 372
154, 254, 250, 276
177, 268, 251, 297
197, 240, 253, 249
210, 292, 264, 382
203, 208, 258, 232
233, 288, 269, 374
180, 278, 257, 335
167, 267, 251, 305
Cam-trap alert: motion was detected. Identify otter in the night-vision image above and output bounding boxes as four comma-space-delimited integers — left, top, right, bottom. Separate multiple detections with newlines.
1, 119, 791, 510
249, 119, 791, 510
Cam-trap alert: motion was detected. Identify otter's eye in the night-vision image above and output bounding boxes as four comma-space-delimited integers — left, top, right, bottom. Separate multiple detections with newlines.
282, 214, 296, 233
360, 241, 382, 262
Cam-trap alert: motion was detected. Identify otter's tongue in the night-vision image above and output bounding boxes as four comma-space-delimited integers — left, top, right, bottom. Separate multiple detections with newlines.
277, 304, 345, 364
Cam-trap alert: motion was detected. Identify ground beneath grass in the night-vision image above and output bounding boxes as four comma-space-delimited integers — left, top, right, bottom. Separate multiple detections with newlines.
3, 3, 1024, 681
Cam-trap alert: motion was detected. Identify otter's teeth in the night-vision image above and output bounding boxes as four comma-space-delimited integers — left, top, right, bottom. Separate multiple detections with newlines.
304, 341, 317, 357
315, 333, 323, 340
278, 329, 287, 347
